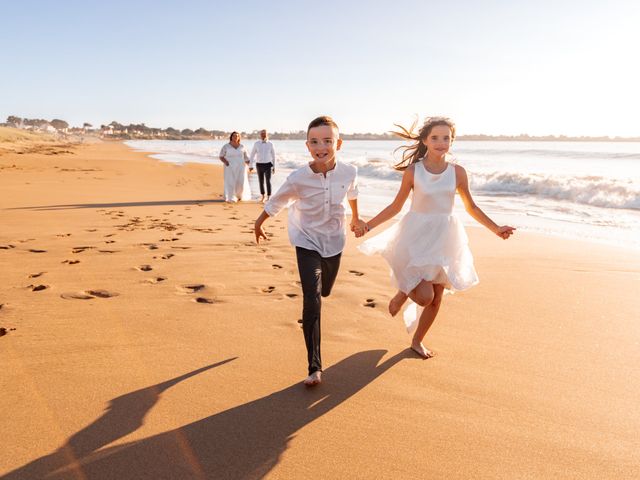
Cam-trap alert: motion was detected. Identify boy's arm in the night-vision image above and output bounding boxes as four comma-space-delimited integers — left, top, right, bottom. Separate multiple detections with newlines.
348, 198, 366, 234
254, 175, 298, 244
346, 169, 367, 236
254, 210, 270, 244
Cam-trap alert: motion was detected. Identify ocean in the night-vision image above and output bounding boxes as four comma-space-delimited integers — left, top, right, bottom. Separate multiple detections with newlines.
126, 139, 640, 250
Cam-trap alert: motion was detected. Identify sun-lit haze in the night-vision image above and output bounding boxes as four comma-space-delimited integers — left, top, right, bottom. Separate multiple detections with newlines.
2, 0, 639, 136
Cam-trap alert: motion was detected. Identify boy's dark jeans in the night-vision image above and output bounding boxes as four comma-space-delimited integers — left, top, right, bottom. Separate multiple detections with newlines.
295, 247, 342, 375
256, 162, 273, 196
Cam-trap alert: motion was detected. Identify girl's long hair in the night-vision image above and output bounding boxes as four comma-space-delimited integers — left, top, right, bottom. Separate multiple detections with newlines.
392, 116, 456, 171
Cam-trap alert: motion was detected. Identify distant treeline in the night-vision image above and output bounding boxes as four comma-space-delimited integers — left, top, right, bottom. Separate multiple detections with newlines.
3, 116, 639, 142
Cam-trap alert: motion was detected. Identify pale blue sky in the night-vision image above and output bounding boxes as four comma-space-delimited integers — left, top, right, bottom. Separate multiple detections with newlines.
2, 0, 639, 135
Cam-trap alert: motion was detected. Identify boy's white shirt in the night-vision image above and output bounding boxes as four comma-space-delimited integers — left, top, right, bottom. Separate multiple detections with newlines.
264, 160, 358, 257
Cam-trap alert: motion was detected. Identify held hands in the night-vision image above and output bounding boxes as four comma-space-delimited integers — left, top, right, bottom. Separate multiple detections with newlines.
350, 219, 370, 238
495, 225, 516, 240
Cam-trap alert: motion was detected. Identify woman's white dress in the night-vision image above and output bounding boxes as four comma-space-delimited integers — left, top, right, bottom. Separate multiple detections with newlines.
359, 161, 478, 333
220, 143, 251, 202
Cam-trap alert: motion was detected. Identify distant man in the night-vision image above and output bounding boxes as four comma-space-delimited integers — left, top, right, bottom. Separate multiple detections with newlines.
249, 129, 276, 202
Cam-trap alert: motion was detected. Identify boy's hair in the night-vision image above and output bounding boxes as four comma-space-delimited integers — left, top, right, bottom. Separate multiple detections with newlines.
393, 116, 456, 171
307, 116, 339, 135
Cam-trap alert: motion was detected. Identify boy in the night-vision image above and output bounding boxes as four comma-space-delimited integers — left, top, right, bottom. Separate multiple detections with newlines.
254, 116, 366, 386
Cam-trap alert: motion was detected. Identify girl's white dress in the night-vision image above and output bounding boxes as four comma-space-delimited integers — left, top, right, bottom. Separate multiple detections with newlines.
220, 143, 251, 202
359, 161, 478, 333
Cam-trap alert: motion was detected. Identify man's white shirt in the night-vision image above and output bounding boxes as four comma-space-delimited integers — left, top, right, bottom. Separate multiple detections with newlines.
264, 161, 358, 257
249, 140, 276, 169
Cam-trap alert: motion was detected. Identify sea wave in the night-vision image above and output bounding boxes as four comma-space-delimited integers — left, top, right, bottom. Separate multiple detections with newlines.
454, 147, 640, 160
471, 172, 640, 210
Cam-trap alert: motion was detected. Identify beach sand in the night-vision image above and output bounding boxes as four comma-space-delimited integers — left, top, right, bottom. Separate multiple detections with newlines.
1, 131, 639, 479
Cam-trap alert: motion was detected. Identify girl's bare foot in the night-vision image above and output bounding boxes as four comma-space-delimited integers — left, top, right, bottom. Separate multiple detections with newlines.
389, 291, 408, 316
303, 371, 322, 386
410, 341, 434, 359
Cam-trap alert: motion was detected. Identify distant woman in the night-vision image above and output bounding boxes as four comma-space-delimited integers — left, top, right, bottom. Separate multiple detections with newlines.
219, 131, 251, 202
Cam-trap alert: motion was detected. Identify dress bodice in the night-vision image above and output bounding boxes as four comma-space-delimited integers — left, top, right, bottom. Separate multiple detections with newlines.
410, 161, 456, 215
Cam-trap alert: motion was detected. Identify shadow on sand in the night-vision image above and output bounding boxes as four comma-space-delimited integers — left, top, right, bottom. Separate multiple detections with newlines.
4, 350, 411, 479
6, 199, 226, 211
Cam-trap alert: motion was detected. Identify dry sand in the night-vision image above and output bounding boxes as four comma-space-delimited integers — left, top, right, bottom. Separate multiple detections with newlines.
1, 130, 639, 479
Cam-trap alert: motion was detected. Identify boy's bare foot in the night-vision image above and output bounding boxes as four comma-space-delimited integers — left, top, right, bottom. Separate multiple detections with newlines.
303, 371, 322, 386
389, 291, 408, 316
410, 341, 434, 359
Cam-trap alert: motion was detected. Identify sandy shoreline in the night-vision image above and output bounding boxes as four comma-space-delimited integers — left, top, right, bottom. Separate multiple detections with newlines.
1, 138, 639, 479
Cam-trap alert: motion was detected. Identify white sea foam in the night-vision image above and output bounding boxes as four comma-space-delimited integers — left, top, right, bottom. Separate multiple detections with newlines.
471, 172, 640, 210
126, 139, 640, 249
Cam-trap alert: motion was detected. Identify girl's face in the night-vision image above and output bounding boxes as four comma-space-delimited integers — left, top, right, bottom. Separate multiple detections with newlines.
231, 133, 240, 144
422, 125, 452, 157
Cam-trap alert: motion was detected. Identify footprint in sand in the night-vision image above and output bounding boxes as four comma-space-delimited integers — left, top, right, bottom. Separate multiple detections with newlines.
349, 270, 365, 276
72, 246, 94, 254
28, 249, 47, 253
62, 259, 81, 265
160, 253, 174, 260
262, 286, 276, 293
104, 234, 116, 238
285, 293, 298, 298
56, 233, 72, 238
176, 284, 206, 294
85, 229, 97, 232
136, 265, 153, 272
364, 298, 377, 308
144, 276, 167, 284
60, 292, 94, 300
272, 264, 283, 269
0, 245, 16, 249
104, 240, 116, 244
86, 289, 119, 298
28, 272, 46, 278
61, 290, 120, 300
0, 327, 14, 337
98, 250, 119, 254
171, 246, 191, 250
194, 297, 215, 304
29, 284, 49, 292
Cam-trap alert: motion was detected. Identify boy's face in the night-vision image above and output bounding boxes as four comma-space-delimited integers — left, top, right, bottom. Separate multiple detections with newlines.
305, 125, 342, 167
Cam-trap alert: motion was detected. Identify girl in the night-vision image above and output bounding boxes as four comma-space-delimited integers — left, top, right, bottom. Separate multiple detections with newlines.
219, 131, 252, 202
357, 117, 515, 358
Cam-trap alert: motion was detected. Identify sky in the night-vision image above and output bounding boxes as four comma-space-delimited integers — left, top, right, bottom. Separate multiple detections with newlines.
2, 0, 640, 136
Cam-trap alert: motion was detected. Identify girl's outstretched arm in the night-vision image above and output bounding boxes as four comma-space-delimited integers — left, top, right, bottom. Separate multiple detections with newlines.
455, 164, 515, 239
364, 164, 415, 232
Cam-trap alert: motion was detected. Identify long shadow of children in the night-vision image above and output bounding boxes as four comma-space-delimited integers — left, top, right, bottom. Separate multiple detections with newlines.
5, 350, 411, 479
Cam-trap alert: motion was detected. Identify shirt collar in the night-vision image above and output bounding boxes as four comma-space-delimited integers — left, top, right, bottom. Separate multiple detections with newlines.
306, 159, 339, 176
